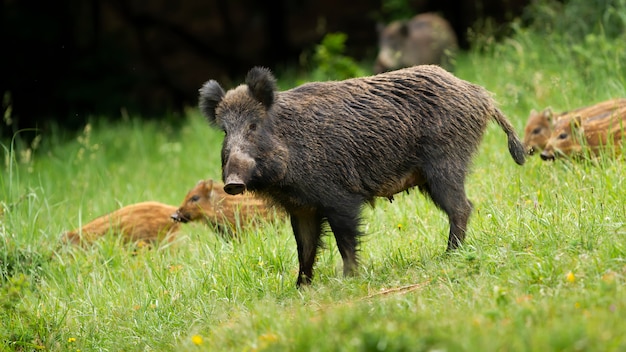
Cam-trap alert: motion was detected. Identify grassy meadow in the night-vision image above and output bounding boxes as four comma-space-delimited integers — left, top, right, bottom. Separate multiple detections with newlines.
2, 6, 626, 352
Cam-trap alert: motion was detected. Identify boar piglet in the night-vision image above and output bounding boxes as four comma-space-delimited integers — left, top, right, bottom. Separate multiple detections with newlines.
199, 65, 525, 287
524, 98, 626, 155
541, 103, 626, 161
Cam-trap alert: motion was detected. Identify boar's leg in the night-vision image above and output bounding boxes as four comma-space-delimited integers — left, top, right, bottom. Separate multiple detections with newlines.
420, 168, 473, 251
325, 206, 361, 278
291, 210, 324, 287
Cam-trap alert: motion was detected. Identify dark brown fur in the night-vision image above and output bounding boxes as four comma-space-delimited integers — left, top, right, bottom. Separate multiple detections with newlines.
171, 179, 281, 233
524, 98, 626, 155
375, 13, 458, 73
199, 65, 525, 286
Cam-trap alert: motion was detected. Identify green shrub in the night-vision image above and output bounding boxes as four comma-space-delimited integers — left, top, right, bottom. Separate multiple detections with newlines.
309, 32, 367, 81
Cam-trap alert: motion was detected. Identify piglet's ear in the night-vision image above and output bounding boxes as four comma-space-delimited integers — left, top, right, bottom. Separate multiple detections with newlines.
571, 115, 583, 130
199, 80, 225, 125
542, 108, 554, 123
246, 66, 276, 109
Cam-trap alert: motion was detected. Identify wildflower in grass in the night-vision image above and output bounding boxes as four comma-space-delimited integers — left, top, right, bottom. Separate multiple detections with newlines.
258, 333, 279, 349
601, 270, 616, 283
515, 295, 532, 303
168, 264, 183, 272
566, 271, 576, 283
68, 337, 77, 343
259, 333, 278, 343
397, 223, 403, 230
191, 335, 203, 345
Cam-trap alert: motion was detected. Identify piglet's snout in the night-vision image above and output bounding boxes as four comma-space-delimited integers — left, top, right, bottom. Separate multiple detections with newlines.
223, 152, 256, 195
540, 151, 555, 161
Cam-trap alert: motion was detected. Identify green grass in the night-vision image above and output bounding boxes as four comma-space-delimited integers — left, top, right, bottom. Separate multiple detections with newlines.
2, 15, 626, 352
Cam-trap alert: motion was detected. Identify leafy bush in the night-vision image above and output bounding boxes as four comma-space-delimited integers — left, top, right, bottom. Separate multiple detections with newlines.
309, 32, 367, 81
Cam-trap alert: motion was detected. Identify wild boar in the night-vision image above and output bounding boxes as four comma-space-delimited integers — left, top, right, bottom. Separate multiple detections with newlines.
540, 103, 626, 160
199, 65, 525, 286
374, 13, 458, 73
524, 98, 626, 155
171, 179, 281, 234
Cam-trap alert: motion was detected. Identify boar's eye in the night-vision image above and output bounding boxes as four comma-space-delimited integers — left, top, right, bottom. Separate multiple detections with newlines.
532, 127, 542, 134
249, 123, 257, 132
190, 195, 200, 202
558, 132, 568, 139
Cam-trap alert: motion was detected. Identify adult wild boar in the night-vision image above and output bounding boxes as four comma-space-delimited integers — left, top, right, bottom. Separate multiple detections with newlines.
375, 13, 458, 73
199, 65, 526, 286
524, 98, 626, 155
540, 103, 626, 160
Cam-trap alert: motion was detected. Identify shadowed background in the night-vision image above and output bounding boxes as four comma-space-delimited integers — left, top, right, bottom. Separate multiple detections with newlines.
1, 0, 530, 138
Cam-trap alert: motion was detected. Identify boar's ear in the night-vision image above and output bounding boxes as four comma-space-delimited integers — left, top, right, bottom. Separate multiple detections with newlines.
199, 80, 225, 125
399, 21, 409, 37
245, 66, 276, 109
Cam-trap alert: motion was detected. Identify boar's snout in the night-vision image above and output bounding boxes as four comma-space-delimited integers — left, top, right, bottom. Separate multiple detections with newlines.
223, 151, 255, 195
224, 174, 246, 195
540, 151, 555, 161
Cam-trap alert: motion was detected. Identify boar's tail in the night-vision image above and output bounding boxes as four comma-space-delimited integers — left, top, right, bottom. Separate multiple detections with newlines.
493, 108, 526, 165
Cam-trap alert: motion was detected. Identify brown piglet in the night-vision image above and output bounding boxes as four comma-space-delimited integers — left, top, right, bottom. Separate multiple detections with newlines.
62, 201, 180, 245
541, 103, 626, 160
171, 179, 280, 234
63, 180, 278, 246
524, 98, 626, 155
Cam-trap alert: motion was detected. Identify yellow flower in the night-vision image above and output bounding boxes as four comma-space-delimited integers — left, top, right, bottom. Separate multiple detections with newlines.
191, 335, 203, 346
566, 271, 576, 283
68, 337, 77, 343
259, 333, 278, 343
397, 223, 403, 230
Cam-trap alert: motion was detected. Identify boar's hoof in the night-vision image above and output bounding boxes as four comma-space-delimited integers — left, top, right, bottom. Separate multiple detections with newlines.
540, 152, 555, 161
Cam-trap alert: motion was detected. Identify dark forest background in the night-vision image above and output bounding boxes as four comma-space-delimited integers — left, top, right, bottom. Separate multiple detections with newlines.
1, 0, 531, 139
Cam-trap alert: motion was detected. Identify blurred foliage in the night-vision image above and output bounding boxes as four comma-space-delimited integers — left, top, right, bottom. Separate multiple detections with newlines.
380, 0, 416, 21
522, 0, 626, 42
309, 33, 367, 81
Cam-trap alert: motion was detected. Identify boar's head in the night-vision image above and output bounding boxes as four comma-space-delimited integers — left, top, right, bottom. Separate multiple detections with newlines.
375, 20, 408, 73
523, 108, 554, 155
199, 67, 287, 195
